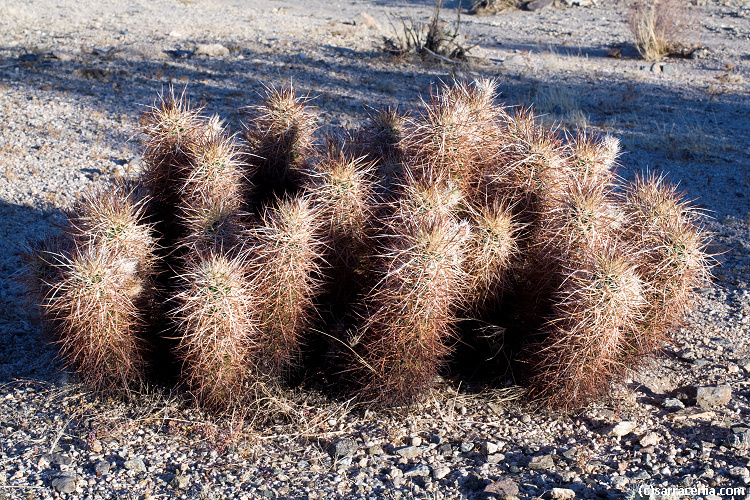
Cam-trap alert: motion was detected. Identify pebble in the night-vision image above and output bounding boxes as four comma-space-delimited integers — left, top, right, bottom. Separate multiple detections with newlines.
738, 358, 750, 372
484, 478, 519, 497
607, 421, 637, 438
528, 454, 555, 470
459, 442, 474, 453
404, 464, 430, 477
396, 446, 426, 460
696, 384, 732, 409
171, 474, 189, 489
432, 466, 450, 480
487, 453, 505, 464
330, 438, 358, 458
525, 0, 553, 10
639, 432, 660, 447
367, 445, 384, 455
194, 43, 229, 57
91, 441, 103, 453
50, 471, 77, 493
94, 460, 110, 475
411, 436, 422, 447
123, 458, 146, 473
485, 442, 499, 455
550, 487, 576, 499
663, 398, 685, 409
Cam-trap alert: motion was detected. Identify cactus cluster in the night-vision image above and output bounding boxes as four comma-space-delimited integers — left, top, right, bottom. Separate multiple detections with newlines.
23, 81, 711, 412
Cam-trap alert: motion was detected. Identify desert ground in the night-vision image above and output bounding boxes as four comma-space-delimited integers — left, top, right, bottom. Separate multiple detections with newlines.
0, 0, 749, 498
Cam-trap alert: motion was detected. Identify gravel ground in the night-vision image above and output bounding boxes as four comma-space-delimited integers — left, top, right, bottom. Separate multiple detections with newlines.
1, 0, 749, 498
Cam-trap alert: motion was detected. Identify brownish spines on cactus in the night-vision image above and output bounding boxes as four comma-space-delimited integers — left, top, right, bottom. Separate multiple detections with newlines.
623, 173, 712, 344
248, 196, 324, 376
529, 243, 646, 409
244, 85, 317, 195
43, 243, 149, 393
171, 251, 259, 410
464, 202, 519, 311
355, 208, 470, 406
140, 87, 206, 206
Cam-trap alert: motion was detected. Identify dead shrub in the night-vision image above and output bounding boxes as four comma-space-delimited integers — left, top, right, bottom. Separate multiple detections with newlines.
383, 0, 472, 63
628, 0, 696, 61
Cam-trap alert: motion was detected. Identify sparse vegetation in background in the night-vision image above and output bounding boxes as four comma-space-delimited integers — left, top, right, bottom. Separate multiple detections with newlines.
382, 0, 473, 63
22, 80, 712, 415
470, 0, 520, 15
628, 0, 696, 61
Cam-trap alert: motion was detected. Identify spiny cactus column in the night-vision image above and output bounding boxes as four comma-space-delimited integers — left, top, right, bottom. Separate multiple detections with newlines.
354, 180, 470, 406
249, 196, 324, 377
30, 183, 156, 393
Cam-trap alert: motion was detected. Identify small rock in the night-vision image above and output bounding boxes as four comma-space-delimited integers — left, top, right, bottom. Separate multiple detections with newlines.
632, 471, 651, 480
528, 454, 555, 470
169, 31, 182, 38
411, 436, 422, 447
729, 430, 750, 450
367, 445, 384, 455
562, 448, 578, 460
50, 472, 77, 494
521, 414, 532, 424
693, 359, 709, 367
396, 446, 426, 460
690, 47, 710, 59
404, 464, 430, 477
51, 50, 75, 62
432, 466, 450, 480
612, 476, 629, 489
50, 453, 73, 467
606, 421, 637, 438
662, 64, 675, 75
484, 478, 519, 498
171, 474, 189, 489
353, 12, 381, 31
696, 384, 732, 409
639, 432, 660, 447
330, 438, 358, 458
651, 62, 663, 73
194, 43, 229, 57
459, 442, 475, 453
550, 487, 576, 500
90, 441, 103, 454
94, 460, 110, 475
487, 453, 505, 464
437, 443, 453, 456
485, 442, 499, 455
663, 398, 685, 410
738, 358, 750, 371
525, 0, 553, 10
729, 466, 750, 479
123, 457, 146, 473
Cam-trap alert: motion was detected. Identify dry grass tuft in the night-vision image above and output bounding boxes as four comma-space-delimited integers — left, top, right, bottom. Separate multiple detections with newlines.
383, 0, 473, 63
628, 0, 697, 61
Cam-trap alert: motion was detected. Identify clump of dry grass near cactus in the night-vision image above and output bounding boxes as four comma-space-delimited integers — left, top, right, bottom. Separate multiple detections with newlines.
383, 0, 472, 63
24, 183, 156, 394
628, 0, 697, 61
171, 251, 259, 410
249, 196, 324, 377
243, 85, 317, 200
